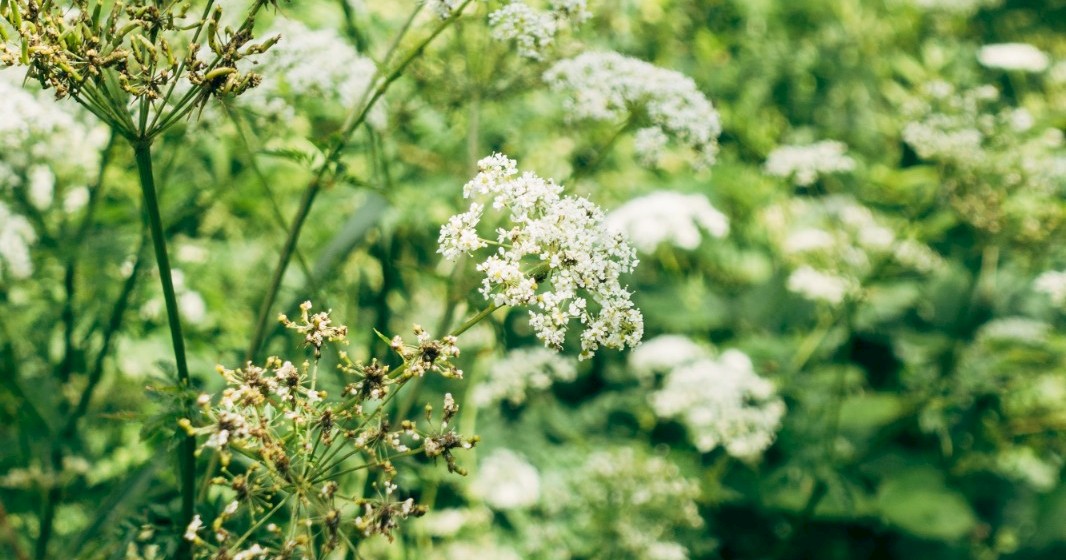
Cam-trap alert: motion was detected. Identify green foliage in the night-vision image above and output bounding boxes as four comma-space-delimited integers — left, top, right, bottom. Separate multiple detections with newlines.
1, 0, 1065, 559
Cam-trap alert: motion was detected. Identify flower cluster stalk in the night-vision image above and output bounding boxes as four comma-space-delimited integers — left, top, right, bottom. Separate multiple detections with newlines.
133, 140, 196, 559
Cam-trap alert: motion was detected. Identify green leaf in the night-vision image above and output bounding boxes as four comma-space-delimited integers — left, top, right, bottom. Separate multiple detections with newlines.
838, 392, 905, 439
876, 467, 978, 541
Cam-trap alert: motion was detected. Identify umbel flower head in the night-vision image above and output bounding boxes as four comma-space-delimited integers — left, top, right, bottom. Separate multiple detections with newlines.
0, 0, 280, 137
438, 153, 643, 359
544, 51, 722, 167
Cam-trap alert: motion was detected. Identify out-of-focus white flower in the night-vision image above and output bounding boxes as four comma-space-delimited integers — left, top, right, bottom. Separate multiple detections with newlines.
997, 447, 1061, 492
0, 201, 36, 280
0, 68, 108, 217
549, 0, 591, 22
545, 51, 721, 167
764, 140, 855, 186
978, 43, 1051, 73
240, 20, 381, 126
63, 186, 90, 214
560, 447, 702, 558
787, 266, 853, 304
764, 195, 937, 302
472, 347, 577, 407
489, 3, 557, 60
650, 349, 785, 458
1035, 270, 1066, 306
977, 317, 1050, 343
142, 268, 209, 326
607, 191, 728, 253
428, 0, 463, 19
470, 449, 541, 510
231, 544, 268, 560
27, 166, 55, 210
183, 515, 203, 541
628, 335, 710, 379
438, 154, 643, 359
419, 508, 490, 537
892, 239, 944, 273
633, 126, 670, 166
179, 291, 207, 324
488, 0, 592, 59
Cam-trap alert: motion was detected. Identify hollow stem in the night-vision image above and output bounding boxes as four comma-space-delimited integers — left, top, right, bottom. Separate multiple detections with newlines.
132, 139, 195, 560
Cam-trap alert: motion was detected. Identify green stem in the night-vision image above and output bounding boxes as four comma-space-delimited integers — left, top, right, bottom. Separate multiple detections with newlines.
452, 303, 502, 337
244, 0, 474, 362
132, 139, 195, 560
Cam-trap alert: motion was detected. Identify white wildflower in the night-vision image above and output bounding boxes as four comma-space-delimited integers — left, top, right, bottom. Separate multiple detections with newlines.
63, 186, 90, 213
437, 203, 487, 259
179, 291, 207, 324
489, 2, 557, 60
0, 201, 36, 280
892, 239, 944, 273
27, 166, 55, 210
232, 544, 268, 560
606, 191, 729, 253
239, 20, 381, 126
787, 266, 853, 304
978, 43, 1050, 73
472, 347, 577, 407
650, 349, 785, 458
470, 449, 541, 510
428, 0, 463, 19
997, 447, 1060, 492
764, 140, 855, 186
545, 52, 721, 167
439, 154, 643, 359
977, 317, 1050, 343
550, 0, 591, 22
633, 126, 670, 166
628, 334, 710, 378
183, 515, 203, 541
1035, 270, 1066, 306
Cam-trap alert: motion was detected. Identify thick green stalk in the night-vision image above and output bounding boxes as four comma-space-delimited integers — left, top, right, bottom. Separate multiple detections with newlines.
132, 140, 195, 560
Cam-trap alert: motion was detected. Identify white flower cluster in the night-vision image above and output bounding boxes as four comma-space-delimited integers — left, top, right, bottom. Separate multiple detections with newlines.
628, 334, 710, 380
428, 0, 464, 19
647, 344, 785, 458
900, 81, 1066, 236
786, 266, 854, 305
0, 201, 35, 281
564, 447, 703, 558
469, 449, 541, 510
472, 347, 577, 407
544, 51, 721, 167
1035, 270, 1066, 307
488, 1, 591, 60
140, 269, 208, 325
764, 140, 856, 186
0, 68, 107, 214
763, 195, 939, 304
901, 82, 999, 164
239, 20, 380, 126
996, 447, 1061, 492
606, 191, 729, 253
978, 43, 1051, 73
438, 153, 643, 359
